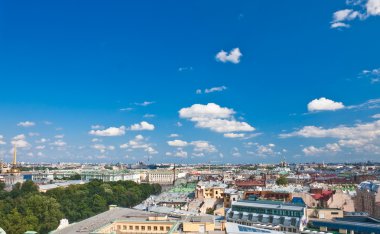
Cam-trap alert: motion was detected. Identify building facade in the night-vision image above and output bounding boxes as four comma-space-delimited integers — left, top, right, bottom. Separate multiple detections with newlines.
227, 200, 307, 233
354, 181, 380, 219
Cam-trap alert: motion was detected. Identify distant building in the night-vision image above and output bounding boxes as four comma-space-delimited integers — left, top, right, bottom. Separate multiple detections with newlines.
227, 200, 307, 233
354, 181, 380, 219
148, 170, 176, 185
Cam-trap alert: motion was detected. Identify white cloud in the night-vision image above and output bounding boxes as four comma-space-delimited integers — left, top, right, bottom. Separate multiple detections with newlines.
307, 97, 345, 112
55, 134, 64, 139
281, 119, 380, 155
223, 133, 245, 138
167, 148, 188, 158
333, 9, 360, 22
180, 103, 234, 119
216, 48, 242, 64
191, 141, 217, 153
135, 101, 155, 106
330, 0, 380, 29
119, 135, 157, 155
179, 103, 255, 133
28, 132, 39, 137
130, 121, 155, 131
361, 68, 380, 84
91, 138, 102, 142
89, 126, 126, 136
0, 135, 6, 145
302, 146, 325, 156
91, 125, 104, 129
51, 140, 67, 147
195, 118, 255, 133
92, 144, 114, 153
331, 22, 350, 28
197, 86, 227, 94
372, 114, 380, 118
36, 138, 48, 144
303, 143, 341, 156
178, 66, 193, 72
11, 134, 30, 148
17, 121, 35, 127
169, 134, 179, 138
120, 107, 133, 111
366, 0, 380, 16
167, 139, 188, 147
35, 145, 45, 150
143, 114, 155, 118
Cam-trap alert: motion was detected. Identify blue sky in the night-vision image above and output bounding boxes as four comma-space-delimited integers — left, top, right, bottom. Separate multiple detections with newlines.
0, 0, 380, 164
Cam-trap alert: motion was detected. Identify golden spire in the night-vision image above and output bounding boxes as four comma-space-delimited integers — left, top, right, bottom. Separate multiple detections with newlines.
12, 144, 17, 166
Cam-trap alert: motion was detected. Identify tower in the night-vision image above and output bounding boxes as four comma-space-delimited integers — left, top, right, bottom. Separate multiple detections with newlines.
10, 145, 20, 174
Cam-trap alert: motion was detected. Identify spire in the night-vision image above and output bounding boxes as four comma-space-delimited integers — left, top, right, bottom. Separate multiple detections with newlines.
12, 144, 17, 166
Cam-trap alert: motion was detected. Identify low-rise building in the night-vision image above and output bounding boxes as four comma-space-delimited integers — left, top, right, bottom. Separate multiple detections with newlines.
227, 200, 308, 233
196, 181, 227, 199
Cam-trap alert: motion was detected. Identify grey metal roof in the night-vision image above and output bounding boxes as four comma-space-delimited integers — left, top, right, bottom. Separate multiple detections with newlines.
232, 200, 305, 211
51, 208, 155, 234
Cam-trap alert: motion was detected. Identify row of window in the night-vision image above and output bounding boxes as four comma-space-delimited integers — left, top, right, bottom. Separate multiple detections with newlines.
232, 206, 303, 217
116, 224, 171, 231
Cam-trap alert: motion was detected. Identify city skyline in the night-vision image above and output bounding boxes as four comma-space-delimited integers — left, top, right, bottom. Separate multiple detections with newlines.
1, 0, 380, 163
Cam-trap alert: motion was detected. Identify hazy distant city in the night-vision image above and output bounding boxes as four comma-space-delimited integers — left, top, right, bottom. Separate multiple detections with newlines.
1, 0, 380, 233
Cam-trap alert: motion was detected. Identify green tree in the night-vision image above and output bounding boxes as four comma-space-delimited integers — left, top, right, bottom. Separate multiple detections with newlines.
276, 176, 288, 186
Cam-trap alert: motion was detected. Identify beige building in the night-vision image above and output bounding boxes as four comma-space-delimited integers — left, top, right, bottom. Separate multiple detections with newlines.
307, 208, 344, 220
148, 170, 177, 185
196, 181, 227, 199
182, 216, 218, 233
354, 181, 380, 219
93, 216, 176, 233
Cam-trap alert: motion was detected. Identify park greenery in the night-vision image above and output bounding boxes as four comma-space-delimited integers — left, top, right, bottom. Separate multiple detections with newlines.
0, 180, 161, 234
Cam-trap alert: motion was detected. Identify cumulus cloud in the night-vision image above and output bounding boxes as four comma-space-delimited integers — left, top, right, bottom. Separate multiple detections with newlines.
169, 134, 179, 138
246, 143, 280, 157
89, 126, 126, 136
281, 119, 380, 155
223, 133, 245, 138
307, 97, 345, 112
129, 121, 155, 131
166, 148, 188, 158
92, 144, 115, 153
303, 143, 341, 156
17, 121, 35, 127
330, 0, 380, 29
119, 135, 157, 155
11, 134, 30, 148
372, 113, 380, 118
179, 103, 255, 133
167, 139, 217, 154
167, 139, 188, 147
215, 48, 242, 64
191, 141, 217, 153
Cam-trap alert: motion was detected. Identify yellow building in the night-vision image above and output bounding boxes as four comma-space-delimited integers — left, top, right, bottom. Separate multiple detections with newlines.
196, 181, 227, 199
92, 216, 177, 234
182, 216, 216, 233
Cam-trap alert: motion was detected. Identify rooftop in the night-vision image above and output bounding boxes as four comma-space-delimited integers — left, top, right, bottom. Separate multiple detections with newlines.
232, 200, 305, 211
